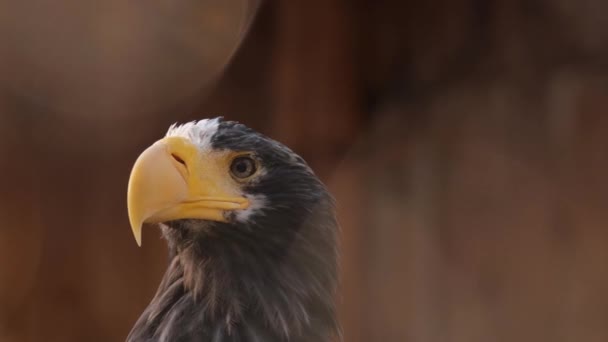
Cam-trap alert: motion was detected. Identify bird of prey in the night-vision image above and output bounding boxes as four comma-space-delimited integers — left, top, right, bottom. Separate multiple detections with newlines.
126, 118, 340, 341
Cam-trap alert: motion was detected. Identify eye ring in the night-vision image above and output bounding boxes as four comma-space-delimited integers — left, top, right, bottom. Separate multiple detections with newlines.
230, 156, 257, 179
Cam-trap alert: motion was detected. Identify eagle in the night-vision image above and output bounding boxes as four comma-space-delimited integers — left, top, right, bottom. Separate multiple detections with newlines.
126, 118, 340, 341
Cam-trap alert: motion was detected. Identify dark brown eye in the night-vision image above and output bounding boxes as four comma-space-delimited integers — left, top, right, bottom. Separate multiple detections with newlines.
230, 156, 256, 179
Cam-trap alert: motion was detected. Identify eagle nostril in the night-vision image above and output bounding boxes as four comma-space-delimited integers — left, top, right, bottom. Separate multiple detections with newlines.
171, 153, 186, 167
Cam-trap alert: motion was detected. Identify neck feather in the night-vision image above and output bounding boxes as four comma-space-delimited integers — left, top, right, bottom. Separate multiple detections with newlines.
159, 205, 339, 339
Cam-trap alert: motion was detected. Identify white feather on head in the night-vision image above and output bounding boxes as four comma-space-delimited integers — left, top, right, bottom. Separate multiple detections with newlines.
166, 117, 222, 151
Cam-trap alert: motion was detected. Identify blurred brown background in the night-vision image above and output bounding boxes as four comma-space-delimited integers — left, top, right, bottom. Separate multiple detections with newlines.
1, 0, 608, 341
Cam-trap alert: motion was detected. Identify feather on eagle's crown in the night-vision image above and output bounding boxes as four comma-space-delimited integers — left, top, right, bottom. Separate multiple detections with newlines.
166, 118, 222, 149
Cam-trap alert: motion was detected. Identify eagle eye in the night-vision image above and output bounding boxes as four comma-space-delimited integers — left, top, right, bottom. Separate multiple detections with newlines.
230, 156, 257, 179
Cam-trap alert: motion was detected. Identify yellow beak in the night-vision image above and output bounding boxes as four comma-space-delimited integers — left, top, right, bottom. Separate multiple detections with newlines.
127, 137, 249, 246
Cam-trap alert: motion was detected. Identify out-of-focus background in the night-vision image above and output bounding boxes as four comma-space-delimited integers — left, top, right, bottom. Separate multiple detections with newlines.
1, 0, 608, 341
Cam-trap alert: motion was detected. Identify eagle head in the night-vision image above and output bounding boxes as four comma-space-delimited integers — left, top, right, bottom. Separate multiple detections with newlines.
126, 118, 339, 341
